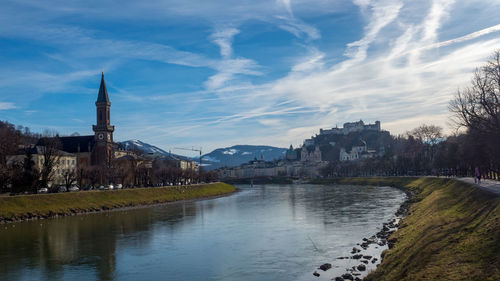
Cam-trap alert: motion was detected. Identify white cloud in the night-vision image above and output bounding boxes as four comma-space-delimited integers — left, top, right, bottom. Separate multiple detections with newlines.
210, 27, 240, 58
276, 16, 321, 40
426, 24, 500, 50
0, 102, 16, 110
345, 0, 403, 62
205, 27, 262, 90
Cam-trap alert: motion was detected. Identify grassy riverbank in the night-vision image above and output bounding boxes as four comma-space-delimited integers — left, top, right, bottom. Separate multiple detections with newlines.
0, 182, 236, 222
316, 177, 500, 280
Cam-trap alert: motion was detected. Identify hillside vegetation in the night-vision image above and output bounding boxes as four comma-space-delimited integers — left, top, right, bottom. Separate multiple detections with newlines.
0, 182, 236, 222
316, 177, 500, 281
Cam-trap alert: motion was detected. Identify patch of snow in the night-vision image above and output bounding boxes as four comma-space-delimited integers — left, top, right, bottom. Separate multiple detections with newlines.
203, 156, 220, 163
222, 149, 238, 155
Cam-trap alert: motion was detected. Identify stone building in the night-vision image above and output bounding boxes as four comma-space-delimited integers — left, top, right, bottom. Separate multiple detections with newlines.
319, 120, 381, 135
300, 145, 322, 163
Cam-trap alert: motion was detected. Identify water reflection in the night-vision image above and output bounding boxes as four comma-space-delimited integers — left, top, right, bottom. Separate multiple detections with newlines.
0, 184, 405, 281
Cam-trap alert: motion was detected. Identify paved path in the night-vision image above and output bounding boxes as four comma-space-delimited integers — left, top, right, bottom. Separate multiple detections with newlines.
456, 177, 500, 196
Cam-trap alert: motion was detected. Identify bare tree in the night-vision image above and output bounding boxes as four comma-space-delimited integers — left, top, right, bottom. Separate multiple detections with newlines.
38, 136, 62, 188
76, 167, 85, 188
410, 124, 443, 146
112, 157, 137, 187
450, 50, 500, 135
0, 121, 22, 167
449, 50, 500, 170
62, 169, 77, 190
84, 167, 101, 188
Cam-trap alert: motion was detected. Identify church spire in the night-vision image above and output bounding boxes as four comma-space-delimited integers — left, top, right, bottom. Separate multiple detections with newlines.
97, 72, 110, 104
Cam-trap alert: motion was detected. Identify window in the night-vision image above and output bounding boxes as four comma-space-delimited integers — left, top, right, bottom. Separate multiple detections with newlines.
100, 110, 102, 121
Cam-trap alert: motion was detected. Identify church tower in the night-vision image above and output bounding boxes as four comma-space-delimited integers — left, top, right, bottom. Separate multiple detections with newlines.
92, 72, 115, 167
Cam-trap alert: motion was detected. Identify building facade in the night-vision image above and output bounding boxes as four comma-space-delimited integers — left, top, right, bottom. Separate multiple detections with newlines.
7, 146, 77, 186
300, 145, 322, 163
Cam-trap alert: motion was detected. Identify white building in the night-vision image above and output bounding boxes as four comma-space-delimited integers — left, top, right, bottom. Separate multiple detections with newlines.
7, 146, 77, 186
339, 139, 378, 161
301, 145, 322, 163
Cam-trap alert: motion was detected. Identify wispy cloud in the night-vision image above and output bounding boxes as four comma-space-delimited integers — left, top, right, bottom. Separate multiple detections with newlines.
0, 102, 16, 110
2, 0, 500, 153
205, 27, 262, 90
345, 0, 403, 62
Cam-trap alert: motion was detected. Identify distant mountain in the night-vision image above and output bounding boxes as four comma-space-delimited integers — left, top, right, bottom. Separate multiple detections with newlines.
120, 140, 190, 160
200, 145, 287, 170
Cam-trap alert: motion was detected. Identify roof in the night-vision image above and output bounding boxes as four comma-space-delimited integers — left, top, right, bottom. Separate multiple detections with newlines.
13, 146, 75, 157
116, 154, 141, 161
97, 72, 110, 104
38, 136, 95, 153
60, 136, 95, 153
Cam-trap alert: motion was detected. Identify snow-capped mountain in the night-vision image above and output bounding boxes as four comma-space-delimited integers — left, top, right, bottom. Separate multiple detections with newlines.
120, 140, 190, 160
121, 139, 170, 155
200, 145, 287, 170
120, 141, 287, 169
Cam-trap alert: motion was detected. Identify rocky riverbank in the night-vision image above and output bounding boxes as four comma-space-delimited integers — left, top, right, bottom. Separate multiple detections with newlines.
312, 177, 500, 281
0, 183, 236, 224
312, 187, 413, 281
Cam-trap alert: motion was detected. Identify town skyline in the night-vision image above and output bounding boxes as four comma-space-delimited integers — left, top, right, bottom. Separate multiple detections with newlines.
1, 1, 500, 155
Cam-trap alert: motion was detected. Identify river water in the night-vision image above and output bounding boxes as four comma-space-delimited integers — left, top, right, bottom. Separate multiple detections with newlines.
0, 184, 406, 281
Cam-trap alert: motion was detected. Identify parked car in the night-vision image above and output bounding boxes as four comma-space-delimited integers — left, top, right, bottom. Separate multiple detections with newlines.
68, 186, 79, 192
99, 185, 105, 190
57, 186, 67, 193
116, 184, 122, 189
37, 187, 48, 193
107, 184, 114, 190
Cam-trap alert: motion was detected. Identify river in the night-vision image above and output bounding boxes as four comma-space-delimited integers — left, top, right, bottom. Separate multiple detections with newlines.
0, 184, 406, 281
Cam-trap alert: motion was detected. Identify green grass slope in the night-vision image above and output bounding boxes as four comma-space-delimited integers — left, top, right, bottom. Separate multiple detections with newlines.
316, 177, 500, 281
0, 183, 236, 221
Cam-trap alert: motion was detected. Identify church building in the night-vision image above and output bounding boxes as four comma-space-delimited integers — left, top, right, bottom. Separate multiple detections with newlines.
42, 72, 116, 168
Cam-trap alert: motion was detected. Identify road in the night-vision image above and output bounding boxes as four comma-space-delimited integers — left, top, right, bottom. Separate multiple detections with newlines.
456, 177, 500, 196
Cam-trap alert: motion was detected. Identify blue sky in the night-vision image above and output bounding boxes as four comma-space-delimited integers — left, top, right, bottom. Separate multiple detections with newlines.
1, 0, 500, 156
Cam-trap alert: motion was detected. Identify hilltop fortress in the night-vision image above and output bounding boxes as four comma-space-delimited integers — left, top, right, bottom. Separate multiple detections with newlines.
319, 120, 381, 136
218, 120, 389, 179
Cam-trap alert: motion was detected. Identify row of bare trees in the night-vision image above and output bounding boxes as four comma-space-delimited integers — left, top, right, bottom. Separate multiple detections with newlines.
0, 120, 218, 193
